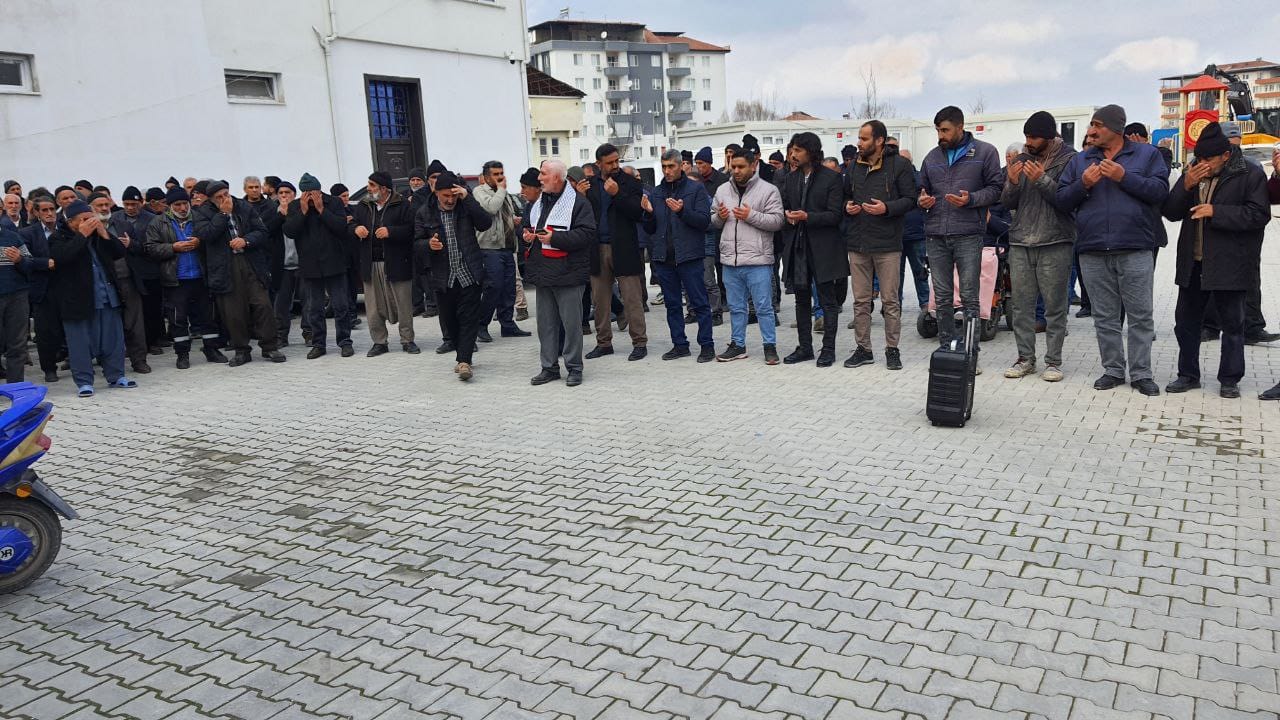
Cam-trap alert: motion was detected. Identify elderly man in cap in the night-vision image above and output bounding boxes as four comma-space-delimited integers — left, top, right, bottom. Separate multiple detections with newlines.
284, 173, 355, 359
474, 160, 531, 342
513, 168, 543, 322
1001, 111, 1078, 383
195, 181, 284, 366
145, 187, 167, 216
267, 180, 307, 346
522, 159, 597, 387
190, 180, 210, 208
1057, 104, 1170, 396
49, 200, 137, 396
415, 171, 491, 381
352, 170, 418, 356
1162, 122, 1270, 399
109, 186, 164, 369
145, 187, 226, 369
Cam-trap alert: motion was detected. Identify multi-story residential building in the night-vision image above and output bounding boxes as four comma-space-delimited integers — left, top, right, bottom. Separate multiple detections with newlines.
1158, 58, 1280, 129
528, 19, 728, 167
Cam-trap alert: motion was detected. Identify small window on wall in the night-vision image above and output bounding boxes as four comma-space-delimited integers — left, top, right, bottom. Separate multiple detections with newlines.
551, 138, 560, 155
0, 53, 35, 93
703, 101, 711, 112
580, 149, 590, 160
225, 70, 281, 102
539, 138, 548, 156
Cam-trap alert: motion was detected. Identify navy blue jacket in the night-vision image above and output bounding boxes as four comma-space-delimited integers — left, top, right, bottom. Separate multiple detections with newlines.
642, 174, 712, 265
18, 223, 54, 303
1056, 140, 1170, 254
918, 132, 1004, 237
0, 226, 29, 296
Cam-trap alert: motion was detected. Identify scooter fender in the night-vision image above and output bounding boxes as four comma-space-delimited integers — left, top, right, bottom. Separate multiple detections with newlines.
13, 470, 78, 521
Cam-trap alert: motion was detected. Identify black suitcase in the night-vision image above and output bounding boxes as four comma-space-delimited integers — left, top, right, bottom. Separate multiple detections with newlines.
926, 317, 978, 427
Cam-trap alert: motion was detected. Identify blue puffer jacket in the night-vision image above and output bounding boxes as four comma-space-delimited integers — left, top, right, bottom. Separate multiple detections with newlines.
1056, 140, 1170, 253
642, 174, 711, 265
918, 132, 1004, 237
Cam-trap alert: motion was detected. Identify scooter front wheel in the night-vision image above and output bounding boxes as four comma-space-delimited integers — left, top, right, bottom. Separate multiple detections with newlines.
0, 495, 62, 593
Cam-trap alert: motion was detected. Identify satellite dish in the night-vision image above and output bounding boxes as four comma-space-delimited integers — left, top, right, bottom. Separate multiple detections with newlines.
601, 31, 608, 39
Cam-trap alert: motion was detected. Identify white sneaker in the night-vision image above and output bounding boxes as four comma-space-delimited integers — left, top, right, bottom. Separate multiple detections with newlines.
1004, 358, 1037, 379
1042, 366, 1064, 382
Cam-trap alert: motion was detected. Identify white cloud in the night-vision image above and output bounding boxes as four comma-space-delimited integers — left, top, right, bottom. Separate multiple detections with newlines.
934, 53, 1066, 88
972, 19, 1055, 46
1094, 37, 1199, 73
740, 32, 936, 108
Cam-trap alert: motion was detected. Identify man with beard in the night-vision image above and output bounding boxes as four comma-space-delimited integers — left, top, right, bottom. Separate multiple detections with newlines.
1162, 122, 1269, 399
842, 120, 917, 372
145, 188, 227, 368
284, 174, 354, 359
585, 143, 648, 361
196, 182, 285, 366
352, 171, 419, 356
918, 106, 1004, 358
51, 200, 137, 396
417, 171, 491, 381
109, 186, 165, 366
694, 146, 729, 326
1001, 111, 1077, 383
89, 192, 151, 375
780, 131, 848, 367
522, 159, 597, 387
1057, 104, 1169, 396
473, 161, 531, 341
641, 150, 713, 362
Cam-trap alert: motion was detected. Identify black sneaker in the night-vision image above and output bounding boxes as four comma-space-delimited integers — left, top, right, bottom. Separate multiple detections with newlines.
843, 346, 874, 368
176, 354, 191, 370
477, 328, 493, 343
585, 345, 614, 359
783, 348, 814, 364
628, 347, 648, 361
1245, 331, 1280, 345
307, 347, 326, 360
697, 345, 716, 363
565, 371, 583, 387
402, 342, 421, 354
885, 347, 902, 371
264, 350, 287, 363
661, 345, 691, 361
435, 341, 455, 355
367, 343, 389, 358
717, 343, 748, 362
1220, 385, 1241, 399
203, 347, 228, 364
228, 351, 252, 367
712, 313, 723, 327
1130, 378, 1160, 396
1165, 376, 1201, 394
1093, 374, 1124, 390
1259, 382, 1280, 401
816, 349, 836, 367
763, 344, 779, 366
340, 344, 355, 358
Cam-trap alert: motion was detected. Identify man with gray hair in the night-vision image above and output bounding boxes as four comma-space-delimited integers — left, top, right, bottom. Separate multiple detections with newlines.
641, 149, 714, 361
522, 159, 597, 387
1, 194, 23, 230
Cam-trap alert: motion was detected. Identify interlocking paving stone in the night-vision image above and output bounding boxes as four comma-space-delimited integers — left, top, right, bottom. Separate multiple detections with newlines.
2, 221, 1280, 720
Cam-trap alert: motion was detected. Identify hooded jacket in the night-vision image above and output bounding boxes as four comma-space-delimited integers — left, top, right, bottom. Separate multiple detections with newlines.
351, 191, 416, 282
842, 147, 919, 254
1001, 142, 1078, 248
711, 172, 785, 267
918, 132, 1004, 237
193, 197, 271, 294
1056, 139, 1170, 254
282, 193, 351, 279
641, 173, 712, 265
1163, 146, 1270, 291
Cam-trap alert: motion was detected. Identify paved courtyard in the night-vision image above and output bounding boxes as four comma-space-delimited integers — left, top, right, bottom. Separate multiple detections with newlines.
2, 221, 1279, 720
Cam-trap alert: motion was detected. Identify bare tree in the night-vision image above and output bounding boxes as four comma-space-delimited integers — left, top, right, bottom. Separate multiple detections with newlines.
855, 66, 896, 119
968, 92, 987, 116
732, 90, 782, 121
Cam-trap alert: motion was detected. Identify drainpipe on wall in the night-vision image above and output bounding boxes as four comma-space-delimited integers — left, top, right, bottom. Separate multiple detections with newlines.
517, 0, 533, 170
313, 0, 343, 180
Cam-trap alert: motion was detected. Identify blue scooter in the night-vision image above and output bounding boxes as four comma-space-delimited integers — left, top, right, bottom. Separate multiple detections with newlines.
0, 382, 77, 593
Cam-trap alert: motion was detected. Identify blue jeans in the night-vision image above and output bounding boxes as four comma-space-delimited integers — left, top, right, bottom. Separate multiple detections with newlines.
480, 249, 517, 329
723, 264, 776, 347
899, 239, 929, 309
654, 259, 713, 349
926, 234, 983, 347
811, 282, 824, 319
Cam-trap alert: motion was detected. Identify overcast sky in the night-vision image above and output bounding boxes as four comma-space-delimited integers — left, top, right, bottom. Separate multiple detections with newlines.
528, 0, 1280, 128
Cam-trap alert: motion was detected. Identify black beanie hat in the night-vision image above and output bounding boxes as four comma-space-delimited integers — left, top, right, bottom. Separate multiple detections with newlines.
368, 171, 394, 190
427, 159, 448, 176
433, 171, 461, 192
840, 144, 857, 160
519, 167, 541, 188
330, 183, 349, 196
1194, 122, 1231, 159
122, 186, 143, 202
165, 176, 180, 187
1023, 111, 1057, 140
408, 167, 426, 182
192, 180, 210, 196
145, 187, 165, 202
769, 150, 784, 162
680, 149, 693, 162
75, 179, 93, 191
205, 181, 229, 198
165, 187, 190, 204
1091, 104, 1126, 136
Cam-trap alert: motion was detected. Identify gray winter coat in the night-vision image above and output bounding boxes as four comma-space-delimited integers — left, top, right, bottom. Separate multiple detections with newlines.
1001, 144, 1078, 247
711, 173, 785, 267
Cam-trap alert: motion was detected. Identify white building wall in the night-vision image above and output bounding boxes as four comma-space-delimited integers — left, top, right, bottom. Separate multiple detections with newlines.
0, 0, 528, 193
